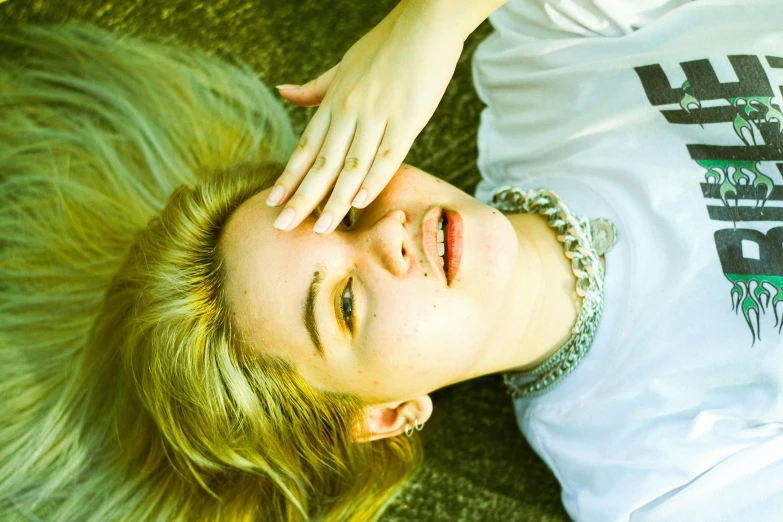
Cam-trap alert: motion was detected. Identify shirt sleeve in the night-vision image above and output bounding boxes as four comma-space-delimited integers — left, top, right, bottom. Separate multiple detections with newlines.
629, 434, 783, 522
488, 0, 695, 38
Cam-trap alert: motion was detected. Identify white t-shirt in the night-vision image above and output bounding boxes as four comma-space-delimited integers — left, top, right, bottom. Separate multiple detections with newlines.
471, 1, 783, 521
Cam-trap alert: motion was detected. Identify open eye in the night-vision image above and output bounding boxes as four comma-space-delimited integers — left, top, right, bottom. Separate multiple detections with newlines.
340, 278, 354, 330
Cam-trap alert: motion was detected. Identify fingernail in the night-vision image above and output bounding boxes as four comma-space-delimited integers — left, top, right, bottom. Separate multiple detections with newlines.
275, 84, 299, 90
352, 189, 368, 208
274, 207, 296, 230
266, 185, 285, 206
313, 212, 332, 234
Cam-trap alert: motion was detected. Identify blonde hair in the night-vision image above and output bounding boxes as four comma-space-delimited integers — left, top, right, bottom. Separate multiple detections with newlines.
0, 25, 421, 521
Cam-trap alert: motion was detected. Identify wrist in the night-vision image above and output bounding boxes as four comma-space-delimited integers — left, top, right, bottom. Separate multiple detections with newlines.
397, 0, 507, 42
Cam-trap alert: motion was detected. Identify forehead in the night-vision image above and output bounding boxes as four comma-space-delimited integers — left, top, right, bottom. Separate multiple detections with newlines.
221, 188, 321, 362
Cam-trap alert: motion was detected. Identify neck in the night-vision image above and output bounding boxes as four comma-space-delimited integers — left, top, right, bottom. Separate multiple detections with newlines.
476, 212, 581, 378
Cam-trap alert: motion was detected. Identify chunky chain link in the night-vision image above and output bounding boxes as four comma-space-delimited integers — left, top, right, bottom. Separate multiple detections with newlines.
490, 186, 614, 398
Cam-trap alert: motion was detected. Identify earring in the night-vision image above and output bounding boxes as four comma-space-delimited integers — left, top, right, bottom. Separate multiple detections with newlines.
404, 418, 425, 437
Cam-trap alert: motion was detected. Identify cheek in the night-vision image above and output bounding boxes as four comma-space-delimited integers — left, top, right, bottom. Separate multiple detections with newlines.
365, 290, 487, 374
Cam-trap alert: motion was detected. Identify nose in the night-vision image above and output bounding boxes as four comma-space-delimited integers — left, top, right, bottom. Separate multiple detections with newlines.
359, 209, 409, 277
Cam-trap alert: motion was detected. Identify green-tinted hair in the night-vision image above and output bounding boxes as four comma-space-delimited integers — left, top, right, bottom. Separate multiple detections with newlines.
0, 24, 421, 521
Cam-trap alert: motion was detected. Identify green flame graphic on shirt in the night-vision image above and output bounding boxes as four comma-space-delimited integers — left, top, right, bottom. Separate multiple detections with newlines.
681, 86, 782, 220
680, 78, 783, 146
680, 81, 701, 109
698, 159, 774, 215
727, 96, 783, 147
678, 81, 783, 342
727, 274, 783, 343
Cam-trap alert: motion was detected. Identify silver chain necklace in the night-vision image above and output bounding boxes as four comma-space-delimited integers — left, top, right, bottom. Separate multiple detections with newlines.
489, 186, 618, 398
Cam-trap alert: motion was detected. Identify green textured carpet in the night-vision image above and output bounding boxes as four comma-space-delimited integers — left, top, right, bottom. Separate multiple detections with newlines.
0, 1, 570, 520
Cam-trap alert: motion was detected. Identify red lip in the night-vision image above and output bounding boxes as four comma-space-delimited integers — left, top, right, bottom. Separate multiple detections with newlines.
421, 207, 448, 286
444, 209, 463, 284
421, 207, 463, 286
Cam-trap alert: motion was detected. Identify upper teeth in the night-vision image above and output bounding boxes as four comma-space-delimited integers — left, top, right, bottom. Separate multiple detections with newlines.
437, 217, 446, 268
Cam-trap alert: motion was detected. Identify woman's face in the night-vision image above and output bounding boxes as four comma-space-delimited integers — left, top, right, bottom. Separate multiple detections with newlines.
222, 164, 520, 403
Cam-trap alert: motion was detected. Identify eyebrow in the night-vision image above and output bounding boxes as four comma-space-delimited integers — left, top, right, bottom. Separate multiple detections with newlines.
302, 263, 326, 359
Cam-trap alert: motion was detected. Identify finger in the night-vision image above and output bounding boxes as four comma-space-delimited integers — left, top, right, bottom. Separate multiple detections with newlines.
351, 122, 413, 210
273, 117, 358, 232
313, 120, 387, 235
267, 108, 333, 208
275, 63, 340, 108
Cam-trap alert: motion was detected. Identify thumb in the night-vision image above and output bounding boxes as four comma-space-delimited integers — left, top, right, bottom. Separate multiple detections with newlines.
276, 63, 340, 108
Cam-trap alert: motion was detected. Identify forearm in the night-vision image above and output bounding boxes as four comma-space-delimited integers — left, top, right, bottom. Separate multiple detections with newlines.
396, 0, 508, 42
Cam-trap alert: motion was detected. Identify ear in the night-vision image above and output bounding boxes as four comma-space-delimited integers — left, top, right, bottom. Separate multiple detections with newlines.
351, 395, 433, 443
